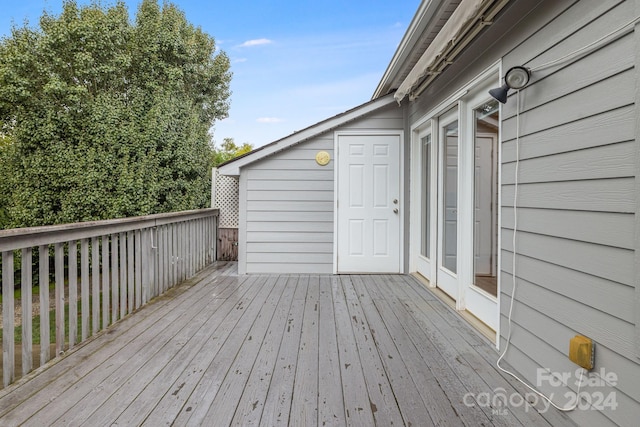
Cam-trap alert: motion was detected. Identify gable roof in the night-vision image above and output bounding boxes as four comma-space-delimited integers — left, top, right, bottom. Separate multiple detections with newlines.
217, 93, 398, 176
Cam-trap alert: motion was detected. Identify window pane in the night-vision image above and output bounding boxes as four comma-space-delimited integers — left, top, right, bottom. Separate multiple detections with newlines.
421, 135, 431, 259
443, 120, 458, 273
473, 100, 499, 296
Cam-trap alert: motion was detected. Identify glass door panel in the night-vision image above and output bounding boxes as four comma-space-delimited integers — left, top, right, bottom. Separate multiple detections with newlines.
465, 95, 499, 335
421, 134, 432, 259
472, 100, 499, 297
442, 120, 458, 274
415, 127, 435, 283
436, 109, 459, 300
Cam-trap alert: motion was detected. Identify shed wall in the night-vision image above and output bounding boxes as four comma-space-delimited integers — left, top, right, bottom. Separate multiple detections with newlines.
240, 104, 403, 274
407, 0, 639, 425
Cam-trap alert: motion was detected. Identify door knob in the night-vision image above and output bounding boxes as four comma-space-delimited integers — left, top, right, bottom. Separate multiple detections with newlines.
393, 208, 399, 214
393, 199, 398, 204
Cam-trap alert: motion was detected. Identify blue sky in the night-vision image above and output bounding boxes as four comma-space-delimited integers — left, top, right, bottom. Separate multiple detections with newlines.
1, 0, 419, 148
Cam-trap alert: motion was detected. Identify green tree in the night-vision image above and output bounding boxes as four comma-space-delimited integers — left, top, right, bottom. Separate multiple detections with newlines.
0, 122, 13, 228
0, 0, 231, 228
211, 137, 253, 167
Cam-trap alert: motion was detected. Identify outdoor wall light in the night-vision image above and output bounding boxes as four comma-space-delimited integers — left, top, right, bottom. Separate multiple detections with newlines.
488, 66, 531, 104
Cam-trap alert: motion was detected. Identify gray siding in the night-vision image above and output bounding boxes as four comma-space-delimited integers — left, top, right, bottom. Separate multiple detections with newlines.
501, 1, 638, 426
406, 0, 640, 425
240, 104, 403, 274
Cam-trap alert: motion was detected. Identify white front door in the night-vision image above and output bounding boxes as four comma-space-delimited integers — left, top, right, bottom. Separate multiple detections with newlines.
336, 133, 401, 273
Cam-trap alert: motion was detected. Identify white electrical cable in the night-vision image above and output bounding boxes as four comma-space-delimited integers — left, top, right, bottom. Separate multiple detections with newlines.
532, 15, 640, 72
495, 90, 586, 412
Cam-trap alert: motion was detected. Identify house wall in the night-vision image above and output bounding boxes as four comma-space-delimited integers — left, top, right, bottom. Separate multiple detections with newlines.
406, 0, 639, 425
239, 104, 403, 274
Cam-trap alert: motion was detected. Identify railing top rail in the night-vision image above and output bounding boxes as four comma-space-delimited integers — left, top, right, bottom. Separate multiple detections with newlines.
0, 208, 219, 252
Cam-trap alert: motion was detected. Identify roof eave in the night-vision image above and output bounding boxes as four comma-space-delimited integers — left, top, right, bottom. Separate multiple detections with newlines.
372, 0, 449, 99
217, 93, 398, 176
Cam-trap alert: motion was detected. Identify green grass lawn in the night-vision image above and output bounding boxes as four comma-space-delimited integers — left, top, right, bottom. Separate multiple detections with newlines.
0, 298, 99, 345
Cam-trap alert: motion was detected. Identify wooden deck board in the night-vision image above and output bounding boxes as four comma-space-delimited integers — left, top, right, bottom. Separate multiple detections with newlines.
0, 263, 237, 425
361, 275, 465, 426
49, 269, 240, 426
108, 274, 255, 425
230, 276, 297, 426
332, 276, 377, 426
344, 275, 435, 426
317, 275, 346, 427
290, 274, 319, 426
370, 275, 492, 426
173, 275, 280, 426
396, 275, 562, 426
0, 263, 576, 426
259, 276, 308, 427
338, 275, 405, 426
200, 274, 289, 426
141, 274, 263, 425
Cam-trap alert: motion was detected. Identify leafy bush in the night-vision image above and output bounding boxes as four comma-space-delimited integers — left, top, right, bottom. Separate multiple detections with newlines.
0, 0, 231, 229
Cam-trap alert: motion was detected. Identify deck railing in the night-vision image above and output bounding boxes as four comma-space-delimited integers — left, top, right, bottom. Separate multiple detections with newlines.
0, 209, 218, 387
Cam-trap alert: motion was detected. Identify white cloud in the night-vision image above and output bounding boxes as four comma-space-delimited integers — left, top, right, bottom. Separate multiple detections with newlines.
257, 117, 284, 123
239, 38, 273, 48
233, 58, 248, 63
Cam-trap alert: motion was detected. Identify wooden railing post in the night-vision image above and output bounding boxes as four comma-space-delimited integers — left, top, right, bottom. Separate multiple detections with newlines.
101, 237, 109, 334
119, 232, 127, 319
81, 239, 90, 342
39, 244, 50, 365
55, 242, 65, 356
2, 251, 15, 387
68, 241, 77, 349
21, 247, 33, 373
126, 231, 133, 316
135, 230, 142, 309
111, 234, 119, 324
91, 237, 99, 335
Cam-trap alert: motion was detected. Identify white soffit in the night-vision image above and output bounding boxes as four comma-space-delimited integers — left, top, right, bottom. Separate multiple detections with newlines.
395, 0, 486, 103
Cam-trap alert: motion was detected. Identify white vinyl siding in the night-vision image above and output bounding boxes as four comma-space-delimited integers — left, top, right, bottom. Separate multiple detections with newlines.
241, 105, 403, 274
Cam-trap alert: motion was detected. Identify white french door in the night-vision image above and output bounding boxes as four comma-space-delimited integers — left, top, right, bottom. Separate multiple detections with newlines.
464, 97, 499, 331
413, 107, 459, 300
411, 75, 500, 335
414, 129, 435, 281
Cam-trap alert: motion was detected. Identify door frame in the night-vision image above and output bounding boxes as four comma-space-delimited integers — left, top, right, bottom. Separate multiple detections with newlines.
333, 129, 405, 274
413, 125, 436, 282
409, 62, 502, 346
460, 81, 501, 332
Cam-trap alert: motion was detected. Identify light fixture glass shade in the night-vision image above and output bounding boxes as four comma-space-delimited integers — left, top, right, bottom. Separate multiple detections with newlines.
488, 66, 531, 104
504, 66, 530, 90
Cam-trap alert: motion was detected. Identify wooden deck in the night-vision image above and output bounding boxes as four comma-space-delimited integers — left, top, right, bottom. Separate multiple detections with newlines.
0, 262, 575, 426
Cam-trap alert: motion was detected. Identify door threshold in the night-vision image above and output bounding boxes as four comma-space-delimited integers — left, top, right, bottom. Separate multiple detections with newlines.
411, 273, 496, 344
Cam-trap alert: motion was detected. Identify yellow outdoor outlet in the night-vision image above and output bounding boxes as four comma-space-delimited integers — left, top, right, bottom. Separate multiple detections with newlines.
569, 335, 594, 370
